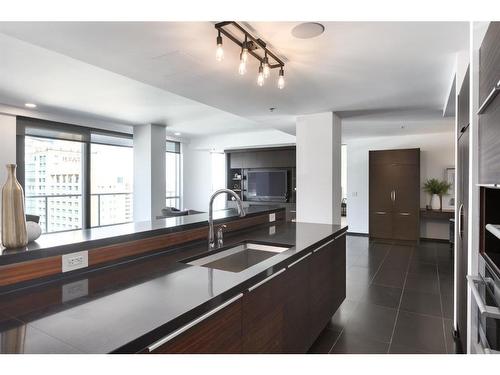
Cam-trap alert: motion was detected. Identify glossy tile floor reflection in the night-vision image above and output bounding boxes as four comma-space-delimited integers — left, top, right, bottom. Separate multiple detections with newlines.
308, 235, 461, 354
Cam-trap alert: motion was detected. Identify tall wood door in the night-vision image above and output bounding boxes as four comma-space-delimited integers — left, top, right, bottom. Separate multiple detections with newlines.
369, 159, 396, 239
391, 163, 420, 240
369, 149, 420, 241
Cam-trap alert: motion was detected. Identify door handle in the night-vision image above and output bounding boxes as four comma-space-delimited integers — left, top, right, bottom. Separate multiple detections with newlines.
399, 212, 410, 216
477, 79, 500, 115
393, 190, 396, 202
458, 203, 464, 239
375, 211, 386, 215
390, 190, 395, 202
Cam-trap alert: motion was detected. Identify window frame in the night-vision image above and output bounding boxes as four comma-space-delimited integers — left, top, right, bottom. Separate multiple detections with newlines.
16, 116, 133, 232
165, 140, 181, 209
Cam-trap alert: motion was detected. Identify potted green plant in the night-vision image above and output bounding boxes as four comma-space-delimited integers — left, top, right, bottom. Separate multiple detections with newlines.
423, 178, 452, 211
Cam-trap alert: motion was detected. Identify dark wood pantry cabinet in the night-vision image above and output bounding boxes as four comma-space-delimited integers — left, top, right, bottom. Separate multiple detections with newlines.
147, 233, 346, 354
369, 148, 420, 241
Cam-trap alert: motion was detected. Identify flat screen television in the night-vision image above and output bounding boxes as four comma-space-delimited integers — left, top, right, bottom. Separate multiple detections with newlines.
247, 169, 288, 202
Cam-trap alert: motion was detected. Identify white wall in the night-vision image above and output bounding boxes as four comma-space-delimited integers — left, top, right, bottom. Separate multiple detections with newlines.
0, 113, 17, 228
182, 143, 212, 211
346, 131, 455, 239
296, 112, 342, 225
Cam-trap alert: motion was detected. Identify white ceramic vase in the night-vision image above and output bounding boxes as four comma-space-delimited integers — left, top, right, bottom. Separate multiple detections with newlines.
431, 194, 440, 210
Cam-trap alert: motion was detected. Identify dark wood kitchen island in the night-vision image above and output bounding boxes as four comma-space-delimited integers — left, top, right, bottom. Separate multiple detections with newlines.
0, 207, 346, 354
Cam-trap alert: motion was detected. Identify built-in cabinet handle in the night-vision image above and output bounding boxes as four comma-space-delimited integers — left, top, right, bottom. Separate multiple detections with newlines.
375, 211, 386, 215
312, 237, 336, 253
248, 268, 286, 292
477, 79, 500, 115
393, 190, 396, 202
147, 293, 244, 352
335, 231, 347, 240
399, 212, 410, 216
288, 252, 312, 268
467, 275, 500, 319
458, 203, 464, 239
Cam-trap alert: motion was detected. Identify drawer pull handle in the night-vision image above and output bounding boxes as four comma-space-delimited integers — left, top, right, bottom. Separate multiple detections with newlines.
375, 211, 386, 215
147, 293, 244, 352
399, 212, 411, 216
312, 237, 336, 253
248, 268, 286, 292
467, 275, 500, 319
477, 80, 500, 115
288, 252, 312, 268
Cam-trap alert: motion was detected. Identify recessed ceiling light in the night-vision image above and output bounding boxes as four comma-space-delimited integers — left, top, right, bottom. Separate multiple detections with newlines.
25, 103, 37, 108
174, 132, 181, 136
291, 23, 325, 39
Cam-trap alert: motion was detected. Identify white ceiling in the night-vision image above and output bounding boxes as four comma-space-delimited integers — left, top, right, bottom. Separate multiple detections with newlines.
0, 21, 468, 137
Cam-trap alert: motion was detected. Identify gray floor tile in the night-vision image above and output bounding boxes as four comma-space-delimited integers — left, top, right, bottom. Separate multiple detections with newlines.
331, 331, 389, 354
308, 328, 341, 354
343, 302, 398, 343
391, 311, 446, 353
400, 289, 442, 317
361, 284, 402, 309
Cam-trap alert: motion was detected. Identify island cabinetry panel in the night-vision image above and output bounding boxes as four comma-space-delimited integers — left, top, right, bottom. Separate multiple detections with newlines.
149, 296, 243, 354
144, 232, 346, 354
309, 234, 345, 342
242, 269, 287, 353
283, 252, 312, 353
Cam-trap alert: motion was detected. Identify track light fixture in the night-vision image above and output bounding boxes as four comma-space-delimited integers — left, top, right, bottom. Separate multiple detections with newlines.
278, 67, 285, 90
263, 52, 270, 79
215, 30, 224, 61
215, 21, 286, 89
257, 63, 265, 87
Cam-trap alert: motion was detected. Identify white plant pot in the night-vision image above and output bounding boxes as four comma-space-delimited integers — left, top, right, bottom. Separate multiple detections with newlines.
431, 194, 440, 210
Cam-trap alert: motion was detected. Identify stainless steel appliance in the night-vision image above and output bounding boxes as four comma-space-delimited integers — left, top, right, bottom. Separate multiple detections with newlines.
468, 256, 500, 353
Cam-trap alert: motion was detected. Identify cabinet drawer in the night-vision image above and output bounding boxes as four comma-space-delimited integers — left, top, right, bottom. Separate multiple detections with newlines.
242, 269, 287, 353
148, 297, 243, 354
369, 148, 419, 165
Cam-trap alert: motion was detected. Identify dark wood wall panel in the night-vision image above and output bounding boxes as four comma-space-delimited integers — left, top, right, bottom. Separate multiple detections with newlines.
0, 256, 61, 287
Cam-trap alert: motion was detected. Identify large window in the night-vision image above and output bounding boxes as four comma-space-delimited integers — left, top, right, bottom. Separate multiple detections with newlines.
165, 141, 181, 209
90, 143, 133, 227
19, 117, 133, 233
25, 136, 84, 233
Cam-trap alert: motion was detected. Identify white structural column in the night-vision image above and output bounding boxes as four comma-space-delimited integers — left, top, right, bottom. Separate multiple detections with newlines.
133, 124, 166, 221
296, 112, 342, 225
0, 113, 17, 229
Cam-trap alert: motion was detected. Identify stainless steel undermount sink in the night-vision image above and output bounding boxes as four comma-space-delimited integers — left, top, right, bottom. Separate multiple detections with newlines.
182, 241, 291, 273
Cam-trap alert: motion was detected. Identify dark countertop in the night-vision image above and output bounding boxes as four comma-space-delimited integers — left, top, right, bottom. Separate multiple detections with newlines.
0, 205, 283, 266
0, 220, 346, 354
